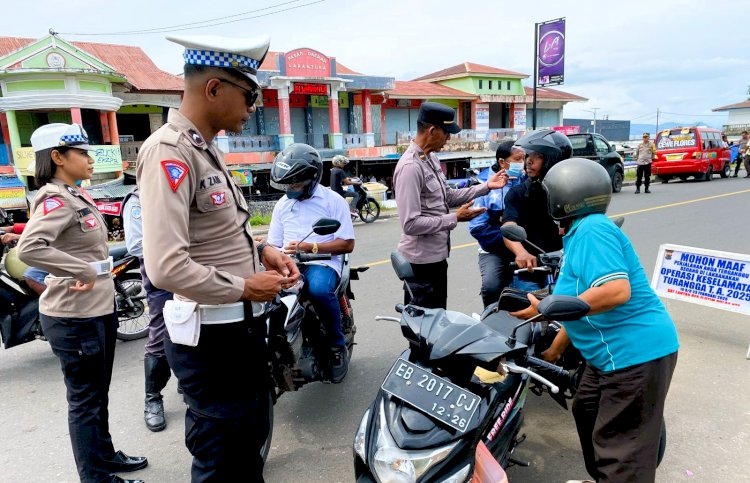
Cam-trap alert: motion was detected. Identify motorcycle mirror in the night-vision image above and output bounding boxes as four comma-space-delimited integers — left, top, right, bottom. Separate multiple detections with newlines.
390, 251, 414, 281
613, 216, 625, 228
312, 218, 341, 236
501, 225, 528, 243
490, 161, 500, 173
537, 295, 591, 321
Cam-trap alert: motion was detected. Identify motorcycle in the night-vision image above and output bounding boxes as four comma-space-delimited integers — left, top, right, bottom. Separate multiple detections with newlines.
261, 217, 369, 461
353, 250, 587, 482
0, 241, 150, 349
348, 178, 381, 223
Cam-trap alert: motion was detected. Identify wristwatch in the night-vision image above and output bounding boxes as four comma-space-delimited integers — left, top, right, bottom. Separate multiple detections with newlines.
311, 242, 319, 254
257, 242, 268, 261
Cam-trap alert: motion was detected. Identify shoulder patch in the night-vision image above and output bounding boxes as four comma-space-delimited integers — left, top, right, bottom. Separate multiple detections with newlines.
161, 160, 190, 192
43, 197, 64, 215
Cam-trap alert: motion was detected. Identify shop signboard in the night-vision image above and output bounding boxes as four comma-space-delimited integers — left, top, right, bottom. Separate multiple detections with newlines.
95, 201, 122, 216
285, 48, 332, 78
14, 146, 123, 175
475, 104, 490, 132
651, 244, 750, 316
293, 83, 328, 95
537, 18, 565, 86
513, 104, 527, 131
230, 169, 252, 186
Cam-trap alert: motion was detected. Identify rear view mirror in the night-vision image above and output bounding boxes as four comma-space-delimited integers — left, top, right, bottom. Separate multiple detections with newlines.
613, 216, 625, 228
312, 218, 341, 235
390, 251, 414, 281
501, 225, 528, 243
537, 295, 590, 321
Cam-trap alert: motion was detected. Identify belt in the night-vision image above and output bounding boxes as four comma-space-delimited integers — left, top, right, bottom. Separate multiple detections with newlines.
198, 301, 266, 325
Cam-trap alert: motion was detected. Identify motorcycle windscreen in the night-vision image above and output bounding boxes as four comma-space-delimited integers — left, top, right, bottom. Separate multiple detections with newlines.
0, 296, 39, 349
471, 441, 508, 483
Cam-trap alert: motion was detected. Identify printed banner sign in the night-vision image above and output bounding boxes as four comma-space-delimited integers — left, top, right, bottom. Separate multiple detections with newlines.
537, 18, 566, 86
475, 104, 490, 132
651, 244, 750, 315
95, 201, 122, 215
552, 125, 580, 135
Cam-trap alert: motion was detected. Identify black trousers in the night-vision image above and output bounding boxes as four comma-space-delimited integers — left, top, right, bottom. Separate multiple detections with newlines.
572, 352, 677, 483
403, 259, 448, 309
635, 164, 651, 189
734, 154, 744, 175
140, 263, 173, 358
165, 303, 271, 483
41, 312, 119, 483
477, 252, 513, 308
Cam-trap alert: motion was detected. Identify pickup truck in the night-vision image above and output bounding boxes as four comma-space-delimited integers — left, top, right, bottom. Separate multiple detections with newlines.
566, 133, 625, 193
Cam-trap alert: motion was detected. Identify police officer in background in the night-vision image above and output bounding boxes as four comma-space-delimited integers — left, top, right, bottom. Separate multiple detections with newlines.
393, 102, 508, 309
122, 188, 173, 432
18, 123, 147, 483
136, 35, 299, 482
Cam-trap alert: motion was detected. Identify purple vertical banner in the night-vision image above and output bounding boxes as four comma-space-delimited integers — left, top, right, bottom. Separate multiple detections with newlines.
537, 18, 565, 86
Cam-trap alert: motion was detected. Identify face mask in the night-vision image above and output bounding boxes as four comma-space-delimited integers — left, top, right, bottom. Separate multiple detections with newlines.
508, 162, 524, 178
75, 180, 82, 187
287, 189, 305, 199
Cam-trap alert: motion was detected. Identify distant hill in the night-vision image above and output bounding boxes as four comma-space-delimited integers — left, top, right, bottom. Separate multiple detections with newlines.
631, 121, 723, 137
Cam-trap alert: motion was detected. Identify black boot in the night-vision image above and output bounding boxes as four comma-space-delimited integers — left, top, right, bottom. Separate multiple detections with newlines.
144, 356, 171, 432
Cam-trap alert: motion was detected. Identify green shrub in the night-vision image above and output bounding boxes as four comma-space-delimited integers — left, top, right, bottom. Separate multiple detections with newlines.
249, 214, 272, 226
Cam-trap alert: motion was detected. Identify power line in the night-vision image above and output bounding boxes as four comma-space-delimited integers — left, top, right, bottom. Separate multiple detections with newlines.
59, 0, 324, 36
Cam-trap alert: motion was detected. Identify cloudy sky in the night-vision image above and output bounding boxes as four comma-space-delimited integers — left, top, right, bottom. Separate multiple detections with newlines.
3, 0, 748, 126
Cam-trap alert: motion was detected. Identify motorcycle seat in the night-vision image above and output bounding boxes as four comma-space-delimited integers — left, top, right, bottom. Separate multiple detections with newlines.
481, 310, 533, 346
109, 244, 130, 261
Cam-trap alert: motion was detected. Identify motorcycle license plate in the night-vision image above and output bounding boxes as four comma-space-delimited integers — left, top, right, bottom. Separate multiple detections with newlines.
381, 359, 480, 433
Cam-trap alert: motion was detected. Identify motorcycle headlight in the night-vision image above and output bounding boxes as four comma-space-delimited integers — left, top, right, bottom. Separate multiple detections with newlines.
354, 409, 370, 462
372, 401, 457, 483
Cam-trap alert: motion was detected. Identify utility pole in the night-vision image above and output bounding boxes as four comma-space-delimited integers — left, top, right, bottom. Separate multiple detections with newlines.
583, 108, 599, 134
532, 22, 539, 130
655, 107, 660, 137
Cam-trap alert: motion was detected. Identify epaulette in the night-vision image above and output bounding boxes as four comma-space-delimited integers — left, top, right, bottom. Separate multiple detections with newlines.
160, 124, 182, 147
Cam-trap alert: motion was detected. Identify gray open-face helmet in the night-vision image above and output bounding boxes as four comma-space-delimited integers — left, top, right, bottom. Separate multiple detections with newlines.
542, 158, 612, 221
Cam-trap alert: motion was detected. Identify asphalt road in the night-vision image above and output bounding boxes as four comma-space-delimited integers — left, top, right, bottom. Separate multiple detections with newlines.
2, 176, 749, 483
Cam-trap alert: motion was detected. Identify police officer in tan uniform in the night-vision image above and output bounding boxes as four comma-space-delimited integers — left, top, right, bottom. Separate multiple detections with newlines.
17, 124, 147, 483
136, 35, 299, 482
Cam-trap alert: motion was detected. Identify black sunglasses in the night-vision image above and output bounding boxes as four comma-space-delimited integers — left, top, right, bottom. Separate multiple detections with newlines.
217, 79, 259, 107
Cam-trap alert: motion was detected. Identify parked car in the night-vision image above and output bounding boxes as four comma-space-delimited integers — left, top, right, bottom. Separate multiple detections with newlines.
652, 127, 731, 182
567, 133, 625, 193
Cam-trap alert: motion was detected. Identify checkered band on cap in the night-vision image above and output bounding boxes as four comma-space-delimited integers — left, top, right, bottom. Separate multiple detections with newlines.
183, 49, 260, 72
60, 134, 88, 145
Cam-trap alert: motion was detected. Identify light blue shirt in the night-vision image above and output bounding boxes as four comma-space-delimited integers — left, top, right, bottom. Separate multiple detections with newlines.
268, 184, 355, 276
554, 214, 679, 372
123, 195, 143, 258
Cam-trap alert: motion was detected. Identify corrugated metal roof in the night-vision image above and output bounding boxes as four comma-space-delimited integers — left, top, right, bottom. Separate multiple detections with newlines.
713, 100, 750, 112
0, 36, 183, 92
524, 86, 588, 102
386, 81, 476, 100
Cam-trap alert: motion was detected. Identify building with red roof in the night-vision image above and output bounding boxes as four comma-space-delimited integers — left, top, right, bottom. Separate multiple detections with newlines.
713, 99, 750, 135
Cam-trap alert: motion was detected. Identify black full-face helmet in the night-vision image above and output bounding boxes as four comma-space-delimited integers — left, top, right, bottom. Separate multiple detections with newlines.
271, 143, 323, 200
514, 129, 573, 180
542, 157, 612, 221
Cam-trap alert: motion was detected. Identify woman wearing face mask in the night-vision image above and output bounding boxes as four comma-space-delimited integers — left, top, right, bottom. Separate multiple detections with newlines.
17, 124, 147, 483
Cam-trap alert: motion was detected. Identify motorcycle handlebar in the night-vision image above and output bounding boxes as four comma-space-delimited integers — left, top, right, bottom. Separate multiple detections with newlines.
526, 355, 570, 379
296, 253, 333, 262
395, 303, 405, 313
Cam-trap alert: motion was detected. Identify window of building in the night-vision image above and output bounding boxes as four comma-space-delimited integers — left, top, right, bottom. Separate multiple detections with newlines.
488, 80, 493, 90
507, 81, 511, 90
479, 79, 483, 89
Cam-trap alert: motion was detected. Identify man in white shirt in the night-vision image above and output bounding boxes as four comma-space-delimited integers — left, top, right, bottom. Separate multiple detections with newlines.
268, 144, 355, 382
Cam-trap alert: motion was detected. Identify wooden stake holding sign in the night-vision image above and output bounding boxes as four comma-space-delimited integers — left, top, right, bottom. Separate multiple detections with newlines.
651, 244, 750, 358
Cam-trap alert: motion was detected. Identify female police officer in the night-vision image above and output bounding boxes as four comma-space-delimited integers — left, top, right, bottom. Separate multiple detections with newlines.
17, 124, 147, 483
512, 158, 679, 483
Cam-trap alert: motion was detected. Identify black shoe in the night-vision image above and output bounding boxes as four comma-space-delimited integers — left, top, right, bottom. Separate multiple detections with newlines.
645, 188, 651, 193
745, 175, 750, 178
105, 451, 148, 473
634, 188, 640, 194
144, 397, 166, 432
103, 476, 145, 483
732, 174, 739, 178
330, 347, 349, 383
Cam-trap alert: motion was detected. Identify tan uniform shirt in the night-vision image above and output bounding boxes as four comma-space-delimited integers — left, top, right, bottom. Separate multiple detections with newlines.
635, 141, 656, 165
17, 179, 115, 318
136, 109, 259, 304
394, 142, 489, 264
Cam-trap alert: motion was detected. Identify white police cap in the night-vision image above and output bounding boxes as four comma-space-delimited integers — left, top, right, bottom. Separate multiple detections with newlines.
30, 123, 91, 152
167, 34, 270, 86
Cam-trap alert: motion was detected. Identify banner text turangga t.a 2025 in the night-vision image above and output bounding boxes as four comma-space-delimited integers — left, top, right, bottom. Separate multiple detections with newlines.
537, 18, 565, 87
